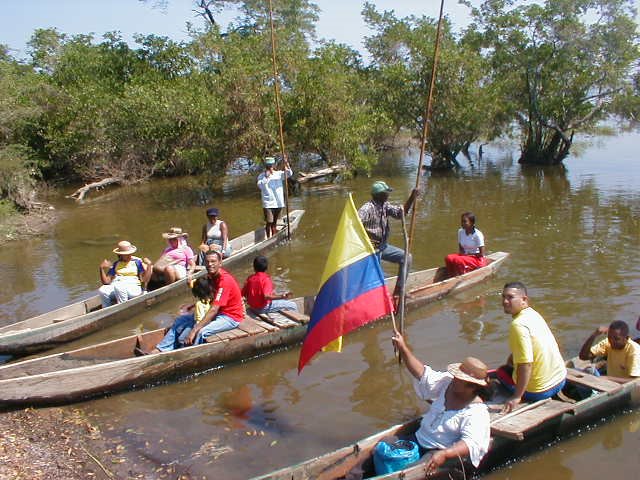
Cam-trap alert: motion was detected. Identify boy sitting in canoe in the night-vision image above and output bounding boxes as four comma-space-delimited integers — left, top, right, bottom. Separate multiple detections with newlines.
242, 256, 298, 315
579, 320, 640, 383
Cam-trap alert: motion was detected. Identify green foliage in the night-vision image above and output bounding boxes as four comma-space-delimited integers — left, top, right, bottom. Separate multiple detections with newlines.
363, 3, 507, 169
1, 0, 637, 203
287, 42, 387, 172
0, 144, 38, 210
468, 0, 640, 164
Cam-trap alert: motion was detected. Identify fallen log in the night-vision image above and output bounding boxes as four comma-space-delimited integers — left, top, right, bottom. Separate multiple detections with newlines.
292, 165, 347, 184
67, 178, 122, 202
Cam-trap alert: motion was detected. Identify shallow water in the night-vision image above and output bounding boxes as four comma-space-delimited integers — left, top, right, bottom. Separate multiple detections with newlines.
1, 129, 639, 478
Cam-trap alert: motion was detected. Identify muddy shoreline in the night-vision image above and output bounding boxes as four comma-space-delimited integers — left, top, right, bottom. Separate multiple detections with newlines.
0, 407, 194, 480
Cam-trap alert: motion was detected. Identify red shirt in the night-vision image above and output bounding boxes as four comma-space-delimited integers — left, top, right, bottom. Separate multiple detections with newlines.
242, 271, 274, 310
209, 268, 245, 322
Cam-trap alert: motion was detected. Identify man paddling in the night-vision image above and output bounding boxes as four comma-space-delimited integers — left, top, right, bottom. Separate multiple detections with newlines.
358, 181, 419, 305
257, 156, 292, 238
391, 331, 491, 473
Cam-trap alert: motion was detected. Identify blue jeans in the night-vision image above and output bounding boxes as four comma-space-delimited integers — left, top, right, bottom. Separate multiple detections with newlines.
155, 313, 240, 351
252, 299, 298, 314
378, 244, 412, 291
500, 376, 567, 402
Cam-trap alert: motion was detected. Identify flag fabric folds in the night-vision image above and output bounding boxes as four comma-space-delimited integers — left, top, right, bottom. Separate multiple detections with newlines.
298, 194, 394, 373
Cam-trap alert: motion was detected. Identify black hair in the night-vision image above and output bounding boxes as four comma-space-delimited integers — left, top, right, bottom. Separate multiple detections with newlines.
191, 277, 212, 302
204, 249, 222, 261
503, 281, 528, 296
253, 255, 268, 272
462, 212, 476, 224
461, 211, 477, 233
609, 320, 629, 337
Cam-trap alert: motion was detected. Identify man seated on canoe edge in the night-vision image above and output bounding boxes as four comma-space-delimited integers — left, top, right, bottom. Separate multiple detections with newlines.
143, 250, 245, 354
494, 282, 567, 413
578, 320, 640, 383
367, 332, 490, 476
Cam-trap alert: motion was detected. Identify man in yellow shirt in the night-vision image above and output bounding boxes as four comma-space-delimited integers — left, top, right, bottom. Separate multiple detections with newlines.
578, 320, 640, 383
496, 282, 567, 413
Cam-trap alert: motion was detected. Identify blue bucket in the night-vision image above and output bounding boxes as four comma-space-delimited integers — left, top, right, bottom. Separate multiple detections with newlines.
373, 439, 420, 475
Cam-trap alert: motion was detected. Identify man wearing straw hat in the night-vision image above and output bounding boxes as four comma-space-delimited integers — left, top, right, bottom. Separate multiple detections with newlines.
153, 227, 196, 284
257, 156, 292, 238
99, 240, 153, 307
370, 332, 491, 475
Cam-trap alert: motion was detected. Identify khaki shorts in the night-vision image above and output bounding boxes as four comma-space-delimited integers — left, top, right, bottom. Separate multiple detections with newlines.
263, 207, 282, 224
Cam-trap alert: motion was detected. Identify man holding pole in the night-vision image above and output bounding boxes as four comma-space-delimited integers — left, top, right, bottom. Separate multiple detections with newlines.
358, 181, 419, 304
257, 156, 292, 238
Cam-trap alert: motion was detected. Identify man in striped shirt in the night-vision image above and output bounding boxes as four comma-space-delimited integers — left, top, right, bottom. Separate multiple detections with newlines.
358, 181, 419, 304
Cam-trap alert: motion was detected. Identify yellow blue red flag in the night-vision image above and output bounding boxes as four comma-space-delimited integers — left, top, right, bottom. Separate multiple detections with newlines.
298, 194, 393, 373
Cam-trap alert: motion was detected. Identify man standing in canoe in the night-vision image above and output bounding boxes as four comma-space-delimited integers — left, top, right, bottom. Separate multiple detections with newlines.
257, 156, 292, 238
149, 250, 244, 353
497, 282, 567, 413
358, 181, 419, 304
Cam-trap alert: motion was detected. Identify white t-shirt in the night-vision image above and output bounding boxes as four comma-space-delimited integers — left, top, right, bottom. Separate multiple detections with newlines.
413, 366, 491, 467
458, 228, 485, 255
257, 168, 292, 209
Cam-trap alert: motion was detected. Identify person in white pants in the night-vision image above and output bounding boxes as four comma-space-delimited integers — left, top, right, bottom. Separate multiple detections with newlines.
99, 240, 153, 307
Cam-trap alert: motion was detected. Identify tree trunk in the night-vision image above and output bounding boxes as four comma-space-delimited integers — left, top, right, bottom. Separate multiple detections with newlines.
519, 130, 573, 165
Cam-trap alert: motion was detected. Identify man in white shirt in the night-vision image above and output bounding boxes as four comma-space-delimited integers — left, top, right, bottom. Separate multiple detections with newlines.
392, 331, 491, 474
257, 156, 292, 238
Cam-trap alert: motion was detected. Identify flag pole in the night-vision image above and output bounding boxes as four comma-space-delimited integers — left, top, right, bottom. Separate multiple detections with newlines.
267, 0, 291, 240
396, 209, 410, 364
407, 0, 445, 250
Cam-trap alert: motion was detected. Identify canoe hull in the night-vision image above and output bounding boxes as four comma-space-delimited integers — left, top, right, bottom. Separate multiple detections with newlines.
0, 210, 305, 355
0, 252, 508, 407
251, 369, 640, 480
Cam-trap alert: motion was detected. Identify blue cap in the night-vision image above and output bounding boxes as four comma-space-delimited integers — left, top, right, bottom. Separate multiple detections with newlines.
264, 157, 276, 166
206, 207, 219, 217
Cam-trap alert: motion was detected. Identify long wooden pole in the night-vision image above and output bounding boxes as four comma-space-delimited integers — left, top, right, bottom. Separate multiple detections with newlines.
267, 0, 291, 240
407, 0, 445, 250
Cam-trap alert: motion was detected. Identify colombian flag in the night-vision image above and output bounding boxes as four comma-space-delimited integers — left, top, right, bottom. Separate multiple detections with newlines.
298, 194, 394, 373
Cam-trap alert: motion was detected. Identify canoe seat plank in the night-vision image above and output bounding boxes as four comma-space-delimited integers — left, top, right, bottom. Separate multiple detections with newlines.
208, 328, 249, 342
237, 317, 268, 335
279, 310, 310, 324
566, 368, 624, 394
250, 317, 280, 332
491, 399, 575, 440
257, 312, 298, 328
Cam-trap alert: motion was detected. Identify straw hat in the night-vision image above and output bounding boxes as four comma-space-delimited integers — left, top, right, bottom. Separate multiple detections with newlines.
447, 357, 488, 386
113, 240, 137, 255
162, 227, 188, 239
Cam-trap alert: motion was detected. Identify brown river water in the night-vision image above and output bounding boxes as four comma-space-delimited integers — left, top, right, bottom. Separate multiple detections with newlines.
1, 130, 639, 479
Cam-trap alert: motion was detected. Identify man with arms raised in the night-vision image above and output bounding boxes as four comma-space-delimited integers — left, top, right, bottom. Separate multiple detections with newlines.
358, 181, 419, 304
579, 320, 640, 383
497, 282, 566, 413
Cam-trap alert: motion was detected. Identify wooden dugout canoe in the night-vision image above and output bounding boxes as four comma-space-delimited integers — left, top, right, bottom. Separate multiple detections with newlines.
0, 252, 507, 407
251, 360, 640, 480
0, 210, 305, 356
